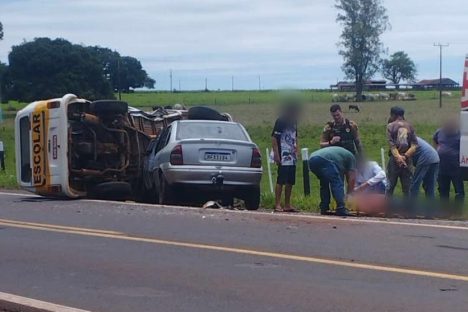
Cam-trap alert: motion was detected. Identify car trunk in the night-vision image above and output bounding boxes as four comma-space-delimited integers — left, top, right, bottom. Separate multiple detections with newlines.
178, 139, 256, 168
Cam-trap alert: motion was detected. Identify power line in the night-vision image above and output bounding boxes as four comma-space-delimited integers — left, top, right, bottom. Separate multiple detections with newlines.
434, 43, 449, 108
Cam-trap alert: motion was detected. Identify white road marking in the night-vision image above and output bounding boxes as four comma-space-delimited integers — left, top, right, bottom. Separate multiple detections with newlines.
0, 291, 91, 312
0, 191, 467, 231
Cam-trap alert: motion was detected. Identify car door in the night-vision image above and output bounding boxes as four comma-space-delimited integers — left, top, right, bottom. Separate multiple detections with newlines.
152, 126, 172, 186
143, 139, 159, 189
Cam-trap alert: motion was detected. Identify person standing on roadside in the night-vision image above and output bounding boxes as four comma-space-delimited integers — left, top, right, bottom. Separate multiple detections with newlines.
308, 146, 356, 216
386, 106, 418, 197
272, 103, 300, 212
410, 137, 439, 199
433, 118, 464, 206
0, 139, 4, 171
320, 104, 362, 156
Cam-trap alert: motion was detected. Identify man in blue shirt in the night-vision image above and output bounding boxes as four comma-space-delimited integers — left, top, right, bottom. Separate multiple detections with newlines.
410, 137, 439, 199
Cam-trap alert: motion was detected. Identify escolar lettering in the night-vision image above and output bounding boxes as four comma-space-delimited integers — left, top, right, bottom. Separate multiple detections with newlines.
32, 112, 44, 186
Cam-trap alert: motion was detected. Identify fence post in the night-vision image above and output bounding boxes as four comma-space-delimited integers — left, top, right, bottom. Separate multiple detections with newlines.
301, 148, 310, 196
380, 147, 386, 171
266, 148, 274, 194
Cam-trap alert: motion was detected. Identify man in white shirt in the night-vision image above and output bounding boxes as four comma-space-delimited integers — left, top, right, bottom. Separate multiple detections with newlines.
0, 140, 4, 171
354, 158, 387, 194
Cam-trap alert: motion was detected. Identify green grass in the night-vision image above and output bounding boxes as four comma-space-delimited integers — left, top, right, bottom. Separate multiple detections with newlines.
1, 90, 466, 214
0, 120, 18, 188
117, 89, 459, 108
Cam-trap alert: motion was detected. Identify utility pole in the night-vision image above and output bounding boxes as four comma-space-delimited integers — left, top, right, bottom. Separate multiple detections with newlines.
178, 79, 181, 91
169, 69, 173, 92
434, 43, 449, 108
205, 78, 208, 91
231, 76, 234, 91
117, 58, 122, 101
258, 76, 261, 91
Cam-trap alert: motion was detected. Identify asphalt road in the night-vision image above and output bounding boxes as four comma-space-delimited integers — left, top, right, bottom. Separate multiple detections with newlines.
0, 191, 467, 312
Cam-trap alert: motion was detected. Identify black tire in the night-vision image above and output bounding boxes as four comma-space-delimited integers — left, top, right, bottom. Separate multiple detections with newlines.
244, 187, 260, 210
188, 106, 228, 121
158, 174, 174, 205
90, 181, 132, 201
90, 100, 128, 115
133, 182, 158, 204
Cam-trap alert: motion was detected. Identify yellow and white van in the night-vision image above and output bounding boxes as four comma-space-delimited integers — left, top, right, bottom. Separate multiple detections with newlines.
15, 94, 183, 200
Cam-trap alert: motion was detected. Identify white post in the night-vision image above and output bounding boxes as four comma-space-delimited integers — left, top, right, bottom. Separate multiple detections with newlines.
381, 147, 386, 171
266, 148, 274, 194
301, 148, 310, 196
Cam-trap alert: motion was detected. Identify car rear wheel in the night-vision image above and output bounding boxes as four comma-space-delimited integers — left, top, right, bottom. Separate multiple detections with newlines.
243, 187, 260, 210
158, 174, 174, 205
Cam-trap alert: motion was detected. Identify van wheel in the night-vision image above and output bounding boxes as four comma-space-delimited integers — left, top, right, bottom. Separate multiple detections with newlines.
244, 187, 260, 210
158, 175, 174, 205
188, 106, 227, 121
90, 100, 128, 115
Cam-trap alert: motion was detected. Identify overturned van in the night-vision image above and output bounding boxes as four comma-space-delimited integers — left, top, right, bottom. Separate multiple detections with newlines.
15, 93, 184, 201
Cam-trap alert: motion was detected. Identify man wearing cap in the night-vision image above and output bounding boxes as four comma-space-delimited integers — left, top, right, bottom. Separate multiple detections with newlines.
386, 106, 418, 197
320, 104, 362, 156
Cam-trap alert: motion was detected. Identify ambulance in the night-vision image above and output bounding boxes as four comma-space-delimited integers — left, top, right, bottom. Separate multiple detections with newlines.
15, 94, 183, 200
460, 55, 468, 178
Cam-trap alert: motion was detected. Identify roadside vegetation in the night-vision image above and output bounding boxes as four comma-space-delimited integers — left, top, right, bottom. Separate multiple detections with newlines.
1, 90, 465, 214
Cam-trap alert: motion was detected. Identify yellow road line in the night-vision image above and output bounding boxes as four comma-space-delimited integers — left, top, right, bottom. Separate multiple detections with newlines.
0, 218, 124, 235
1, 218, 468, 282
0, 291, 91, 312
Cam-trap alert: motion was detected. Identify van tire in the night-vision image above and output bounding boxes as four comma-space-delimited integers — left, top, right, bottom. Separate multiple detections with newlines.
188, 106, 228, 121
90, 100, 128, 115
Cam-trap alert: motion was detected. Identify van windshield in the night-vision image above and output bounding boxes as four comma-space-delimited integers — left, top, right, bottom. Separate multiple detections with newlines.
177, 122, 248, 141
19, 116, 32, 183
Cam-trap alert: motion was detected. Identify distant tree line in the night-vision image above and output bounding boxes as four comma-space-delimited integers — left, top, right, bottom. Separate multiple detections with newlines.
0, 37, 155, 102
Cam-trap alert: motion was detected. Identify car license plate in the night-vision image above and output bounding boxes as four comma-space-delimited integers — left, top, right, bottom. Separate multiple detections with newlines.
204, 152, 231, 161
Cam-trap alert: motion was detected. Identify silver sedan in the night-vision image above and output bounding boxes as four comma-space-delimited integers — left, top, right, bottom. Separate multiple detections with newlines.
143, 120, 263, 209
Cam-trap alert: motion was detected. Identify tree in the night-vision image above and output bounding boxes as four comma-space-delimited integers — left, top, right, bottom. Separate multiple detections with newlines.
3, 38, 155, 102
6, 38, 114, 102
335, 0, 389, 100
89, 46, 155, 92
382, 51, 417, 88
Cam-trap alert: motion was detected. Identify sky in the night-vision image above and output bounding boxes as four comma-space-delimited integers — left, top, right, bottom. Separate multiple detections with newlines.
0, 0, 467, 90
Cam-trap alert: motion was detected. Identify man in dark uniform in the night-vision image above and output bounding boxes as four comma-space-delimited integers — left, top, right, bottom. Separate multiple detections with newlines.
320, 104, 362, 156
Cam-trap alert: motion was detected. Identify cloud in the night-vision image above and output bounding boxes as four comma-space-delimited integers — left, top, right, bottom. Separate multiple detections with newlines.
0, 0, 467, 90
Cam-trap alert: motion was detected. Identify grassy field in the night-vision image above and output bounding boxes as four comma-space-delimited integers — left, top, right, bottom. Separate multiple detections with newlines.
1, 90, 464, 212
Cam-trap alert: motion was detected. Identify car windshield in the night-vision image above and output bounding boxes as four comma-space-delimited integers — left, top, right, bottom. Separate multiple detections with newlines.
177, 122, 248, 141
